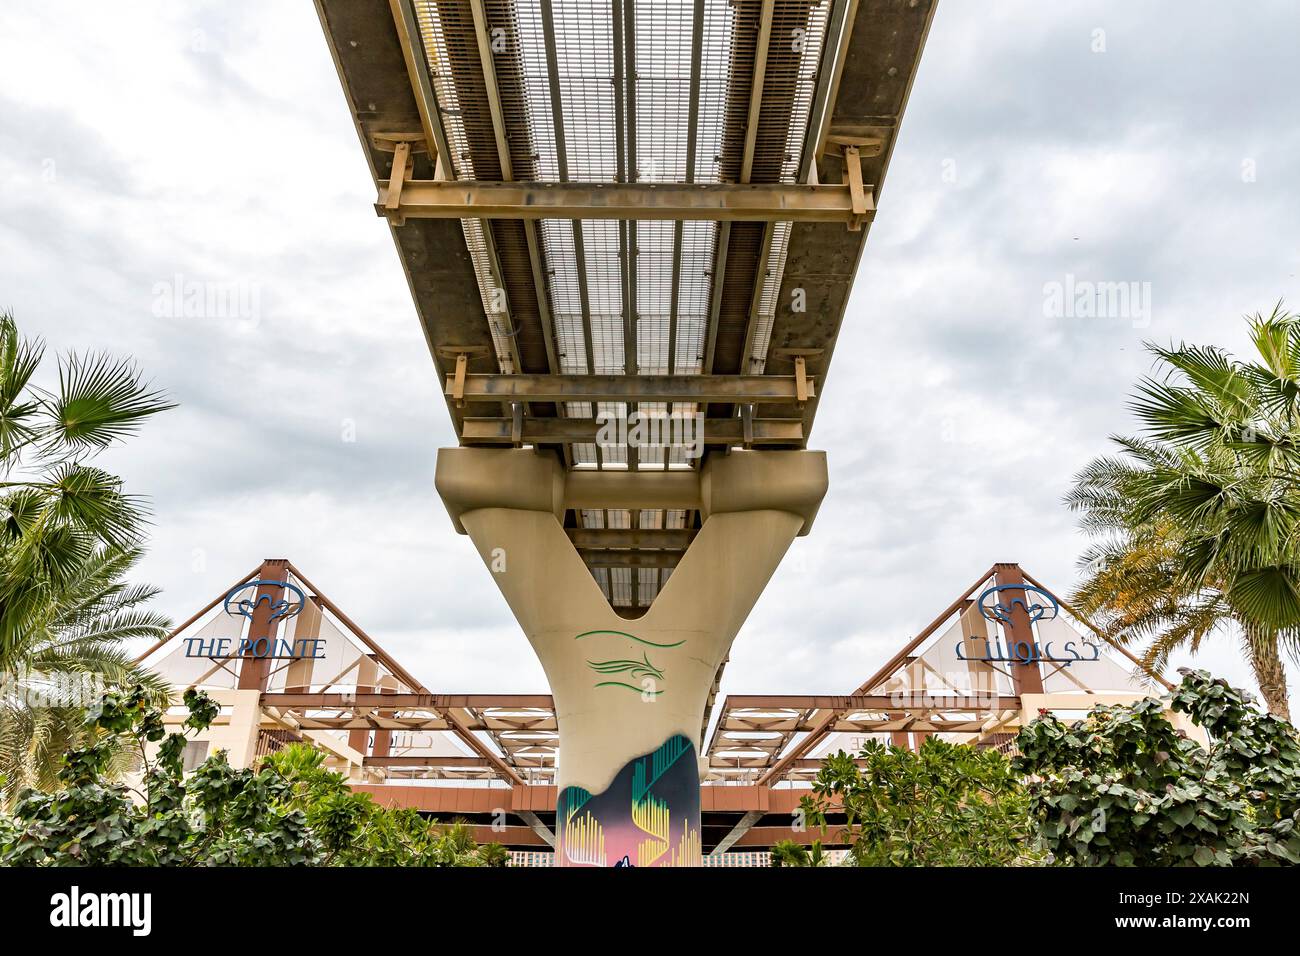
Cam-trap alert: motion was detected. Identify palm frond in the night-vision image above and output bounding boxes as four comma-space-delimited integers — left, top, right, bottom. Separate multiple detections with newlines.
47, 350, 174, 453
1146, 342, 1254, 424
0, 312, 45, 467
1128, 378, 1223, 448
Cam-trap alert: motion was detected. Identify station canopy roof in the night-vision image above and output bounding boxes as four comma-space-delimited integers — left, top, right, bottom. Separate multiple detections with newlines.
143, 561, 1160, 788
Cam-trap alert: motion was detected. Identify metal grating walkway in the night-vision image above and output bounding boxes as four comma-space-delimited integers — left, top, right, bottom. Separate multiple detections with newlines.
315, 0, 936, 612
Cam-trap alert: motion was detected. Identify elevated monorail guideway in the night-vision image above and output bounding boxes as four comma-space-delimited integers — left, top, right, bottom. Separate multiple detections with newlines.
315, 0, 936, 866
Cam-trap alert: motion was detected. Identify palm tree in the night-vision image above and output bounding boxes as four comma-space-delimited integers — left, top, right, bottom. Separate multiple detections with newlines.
0, 312, 173, 799
1068, 305, 1300, 718
417, 818, 478, 866
0, 311, 172, 661
0, 546, 169, 801
476, 841, 510, 867
770, 838, 831, 867
769, 839, 810, 867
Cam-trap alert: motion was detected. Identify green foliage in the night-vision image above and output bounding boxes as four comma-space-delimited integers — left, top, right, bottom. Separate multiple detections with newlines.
802, 737, 1039, 866
1067, 305, 1300, 717
1014, 669, 1300, 866
769, 838, 831, 867
0, 684, 507, 866
0, 546, 171, 803
0, 313, 173, 800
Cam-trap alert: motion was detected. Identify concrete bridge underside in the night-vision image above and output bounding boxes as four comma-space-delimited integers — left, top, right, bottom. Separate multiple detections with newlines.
314, 0, 937, 865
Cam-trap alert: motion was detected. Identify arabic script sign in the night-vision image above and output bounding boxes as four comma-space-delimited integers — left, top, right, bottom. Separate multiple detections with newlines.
957, 635, 1102, 667
960, 583, 1102, 667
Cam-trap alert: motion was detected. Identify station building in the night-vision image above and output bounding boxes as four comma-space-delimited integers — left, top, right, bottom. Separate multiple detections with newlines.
140, 557, 1197, 865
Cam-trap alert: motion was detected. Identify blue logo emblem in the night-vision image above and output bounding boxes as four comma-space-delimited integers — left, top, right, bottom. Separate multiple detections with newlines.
223, 580, 306, 624
976, 584, 1059, 625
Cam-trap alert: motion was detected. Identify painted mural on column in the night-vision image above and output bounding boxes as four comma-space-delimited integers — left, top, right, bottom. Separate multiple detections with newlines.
556, 734, 702, 868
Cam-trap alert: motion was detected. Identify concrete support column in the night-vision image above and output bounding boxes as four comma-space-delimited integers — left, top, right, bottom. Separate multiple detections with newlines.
437, 448, 827, 867
214, 689, 263, 769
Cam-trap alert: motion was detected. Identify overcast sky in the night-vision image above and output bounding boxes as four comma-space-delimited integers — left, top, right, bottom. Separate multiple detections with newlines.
1, 1, 1297, 707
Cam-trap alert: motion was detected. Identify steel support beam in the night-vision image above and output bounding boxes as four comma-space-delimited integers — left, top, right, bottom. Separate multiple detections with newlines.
446, 373, 815, 404
517, 809, 557, 848
566, 528, 695, 549
578, 550, 681, 569
261, 692, 553, 709
377, 179, 874, 224
739, 0, 776, 184
994, 563, 1046, 695
711, 809, 765, 856
756, 565, 999, 784
461, 416, 803, 446
723, 694, 1023, 711
364, 755, 491, 768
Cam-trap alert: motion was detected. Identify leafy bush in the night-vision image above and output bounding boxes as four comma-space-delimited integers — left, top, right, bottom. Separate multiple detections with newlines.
1014, 669, 1300, 866
0, 684, 507, 867
802, 737, 1040, 866
769, 838, 832, 867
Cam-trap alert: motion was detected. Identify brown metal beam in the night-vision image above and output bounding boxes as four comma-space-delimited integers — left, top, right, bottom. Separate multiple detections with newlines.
447, 373, 814, 404
732, 826, 849, 849
236, 561, 290, 692
566, 528, 694, 549
994, 563, 1045, 695
517, 809, 556, 847
723, 694, 1022, 711
364, 755, 491, 768
1020, 567, 1175, 691
707, 757, 863, 770
738, 0, 776, 184
377, 179, 873, 224
133, 563, 261, 664
757, 564, 998, 784
261, 692, 553, 709
461, 416, 803, 446
281, 564, 529, 788
578, 550, 681, 569
469, 826, 548, 847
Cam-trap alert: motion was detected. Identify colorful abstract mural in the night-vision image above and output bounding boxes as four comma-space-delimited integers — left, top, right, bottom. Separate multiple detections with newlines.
556, 734, 702, 867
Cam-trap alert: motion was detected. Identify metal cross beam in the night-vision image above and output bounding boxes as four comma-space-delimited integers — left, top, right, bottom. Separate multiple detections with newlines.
578, 550, 681, 569
460, 416, 804, 446
377, 179, 875, 225
446, 373, 815, 404
723, 694, 1023, 711
566, 529, 695, 549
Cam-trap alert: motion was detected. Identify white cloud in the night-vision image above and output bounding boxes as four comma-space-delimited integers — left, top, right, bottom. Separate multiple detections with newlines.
1, 0, 1296, 711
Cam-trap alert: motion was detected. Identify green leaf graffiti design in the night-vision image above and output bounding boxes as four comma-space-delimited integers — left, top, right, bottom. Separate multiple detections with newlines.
574, 629, 685, 648
586, 651, 664, 682
575, 630, 681, 696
